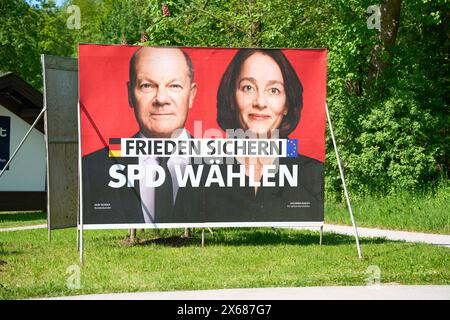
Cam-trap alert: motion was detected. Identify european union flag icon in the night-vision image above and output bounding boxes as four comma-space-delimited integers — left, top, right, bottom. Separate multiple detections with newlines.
286, 139, 298, 158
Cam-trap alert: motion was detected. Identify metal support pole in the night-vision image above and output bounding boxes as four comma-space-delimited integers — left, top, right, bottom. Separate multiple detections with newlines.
0, 107, 47, 178
326, 104, 362, 259
77, 102, 84, 265
207, 228, 214, 235
201, 229, 205, 248
79, 225, 84, 265
48, 212, 51, 242
319, 226, 323, 246
76, 184, 80, 251
77, 228, 80, 252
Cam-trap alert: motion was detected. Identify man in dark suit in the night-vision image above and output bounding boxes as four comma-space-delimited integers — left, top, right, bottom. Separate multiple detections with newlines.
82, 47, 202, 224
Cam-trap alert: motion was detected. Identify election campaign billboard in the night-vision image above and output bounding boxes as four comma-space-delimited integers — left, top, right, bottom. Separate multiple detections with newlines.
79, 44, 326, 228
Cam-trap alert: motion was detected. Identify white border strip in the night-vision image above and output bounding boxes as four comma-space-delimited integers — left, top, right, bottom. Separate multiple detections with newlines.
82, 221, 324, 230
120, 138, 288, 158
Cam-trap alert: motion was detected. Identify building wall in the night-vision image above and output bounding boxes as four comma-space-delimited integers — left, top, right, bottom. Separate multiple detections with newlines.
0, 105, 46, 191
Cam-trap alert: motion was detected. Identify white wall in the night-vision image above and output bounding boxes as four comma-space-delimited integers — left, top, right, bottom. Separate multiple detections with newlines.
0, 105, 46, 191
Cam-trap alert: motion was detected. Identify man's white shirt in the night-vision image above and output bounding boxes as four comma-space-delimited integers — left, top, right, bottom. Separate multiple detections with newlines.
138, 130, 190, 223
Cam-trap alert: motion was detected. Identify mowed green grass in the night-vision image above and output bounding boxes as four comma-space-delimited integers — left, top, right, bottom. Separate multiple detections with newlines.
325, 183, 450, 234
0, 227, 449, 299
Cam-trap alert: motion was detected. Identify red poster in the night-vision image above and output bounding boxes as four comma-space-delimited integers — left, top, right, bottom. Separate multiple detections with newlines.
79, 44, 326, 227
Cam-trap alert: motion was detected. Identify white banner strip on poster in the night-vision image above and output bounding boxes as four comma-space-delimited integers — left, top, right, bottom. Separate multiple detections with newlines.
119, 138, 292, 158
81, 221, 324, 230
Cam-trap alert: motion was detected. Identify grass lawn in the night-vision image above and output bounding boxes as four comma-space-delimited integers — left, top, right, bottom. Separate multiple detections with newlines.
0, 185, 448, 299
0, 211, 46, 229
0, 227, 449, 299
325, 183, 449, 234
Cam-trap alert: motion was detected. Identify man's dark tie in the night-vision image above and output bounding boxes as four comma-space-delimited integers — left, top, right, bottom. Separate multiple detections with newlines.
154, 157, 174, 222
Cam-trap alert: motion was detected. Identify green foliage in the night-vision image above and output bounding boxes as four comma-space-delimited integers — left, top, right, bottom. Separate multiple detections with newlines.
324, 0, 449, 195
0, 0, 74, 89
0, 0, 448, 195
325, 179, 450, 234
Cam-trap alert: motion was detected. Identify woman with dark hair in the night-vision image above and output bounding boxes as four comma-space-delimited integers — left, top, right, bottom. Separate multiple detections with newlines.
217, 49, 302, 139
204, 49, 324, 222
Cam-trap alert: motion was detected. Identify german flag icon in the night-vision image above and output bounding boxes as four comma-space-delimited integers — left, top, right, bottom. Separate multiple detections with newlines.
108, 138, 121, 157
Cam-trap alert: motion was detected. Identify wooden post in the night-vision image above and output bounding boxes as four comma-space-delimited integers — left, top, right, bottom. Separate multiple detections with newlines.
129, 228, 136, 243
41, 55, 79, 233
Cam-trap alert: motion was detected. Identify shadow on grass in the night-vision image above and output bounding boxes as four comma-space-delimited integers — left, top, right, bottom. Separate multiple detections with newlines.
0, 211, 45, 223
121, 236, 199, 247
116, 228, 390, 248
0, 249, 24, 255
0, 244, 24, 257
209, 229, 389, 247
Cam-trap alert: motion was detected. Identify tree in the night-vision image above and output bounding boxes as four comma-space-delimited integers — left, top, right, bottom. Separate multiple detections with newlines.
0, 0, 74, 89
1, 0, 447, 195
368, 0, 402, 84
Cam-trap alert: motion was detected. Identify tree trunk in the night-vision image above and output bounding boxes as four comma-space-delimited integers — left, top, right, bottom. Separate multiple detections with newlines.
367, 0, 402, 84
247, 0, 261, 46
184, 228, 192, 238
